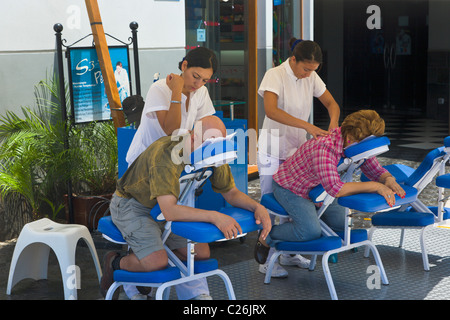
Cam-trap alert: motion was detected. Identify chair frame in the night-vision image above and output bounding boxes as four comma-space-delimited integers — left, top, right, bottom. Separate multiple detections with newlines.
365, 142, 450, 271
263, 136, 393, 299
264, 241, 386, 301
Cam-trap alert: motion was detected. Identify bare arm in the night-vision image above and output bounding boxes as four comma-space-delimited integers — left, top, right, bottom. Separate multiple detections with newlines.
317, 89, 340, 130
222, 187, 272, 240
156, 194, 243, 240
263, 91, 330, 139
156, 74, 184, 135
335, 172, 405, 207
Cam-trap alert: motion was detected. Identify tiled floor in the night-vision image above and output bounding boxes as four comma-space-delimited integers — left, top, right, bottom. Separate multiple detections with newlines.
2, 108, 450, 301
208, 227, 450, 300
383, 117, 448, 149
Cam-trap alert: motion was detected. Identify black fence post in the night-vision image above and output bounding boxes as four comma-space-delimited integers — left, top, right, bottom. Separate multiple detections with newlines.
130, 21, 141, 96
54, 23, 74, 224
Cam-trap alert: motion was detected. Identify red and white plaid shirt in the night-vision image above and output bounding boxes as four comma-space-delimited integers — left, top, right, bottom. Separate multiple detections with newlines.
273, 127, 388, 199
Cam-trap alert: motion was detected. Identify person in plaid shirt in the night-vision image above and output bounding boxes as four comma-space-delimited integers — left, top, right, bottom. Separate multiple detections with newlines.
255, 110, 405, 262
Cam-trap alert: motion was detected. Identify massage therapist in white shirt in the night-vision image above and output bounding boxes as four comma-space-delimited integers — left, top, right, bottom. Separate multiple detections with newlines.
256, 38, 341, 277
123, 47, 218, 300
126, 47, 217, 167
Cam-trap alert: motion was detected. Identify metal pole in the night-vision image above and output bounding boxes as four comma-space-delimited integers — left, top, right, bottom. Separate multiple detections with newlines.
54, 23, 74, 224
130, 21, 141, 96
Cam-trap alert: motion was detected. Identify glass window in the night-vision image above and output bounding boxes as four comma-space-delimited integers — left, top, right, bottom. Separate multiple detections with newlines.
185, 0, 247, 120
273, 0, 302, 66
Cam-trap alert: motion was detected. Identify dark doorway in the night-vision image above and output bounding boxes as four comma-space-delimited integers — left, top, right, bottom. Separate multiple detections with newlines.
343, 0, 429, 116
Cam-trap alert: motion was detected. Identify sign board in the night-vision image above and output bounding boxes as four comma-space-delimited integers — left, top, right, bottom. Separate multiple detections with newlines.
67, 46, 131, 124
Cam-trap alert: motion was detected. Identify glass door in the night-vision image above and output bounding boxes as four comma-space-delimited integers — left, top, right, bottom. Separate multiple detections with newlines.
185, 0, 249, 120
343, 0, 428, 114
273, 0, 302, 66
219, 0, 247, 119
185, 0, 221, 100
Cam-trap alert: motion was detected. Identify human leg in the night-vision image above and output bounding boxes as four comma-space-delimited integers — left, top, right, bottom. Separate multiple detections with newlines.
257, 155, 293, 276
266, 181, 322, 245
170, 243, 212, 300
101, 194, 170, 298
108, 194, 210, 299
110, 195, 170, 269
320, 199, 346, 232
174, 243, 211, 261
255, 181, 318, 273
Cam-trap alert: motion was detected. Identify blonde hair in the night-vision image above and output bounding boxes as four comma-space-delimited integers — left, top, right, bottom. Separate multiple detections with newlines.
341, 110, 385, 142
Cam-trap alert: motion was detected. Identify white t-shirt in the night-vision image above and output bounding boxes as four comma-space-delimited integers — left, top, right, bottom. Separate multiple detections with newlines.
125, 79, 215, 166
258, 58, 326, 160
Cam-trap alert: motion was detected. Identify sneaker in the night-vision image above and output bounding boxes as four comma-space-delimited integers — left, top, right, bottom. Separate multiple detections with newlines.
258, 262, 288, 278
100, 251, 120, 298
191, 293, 213, 300
280, 254, 310, 269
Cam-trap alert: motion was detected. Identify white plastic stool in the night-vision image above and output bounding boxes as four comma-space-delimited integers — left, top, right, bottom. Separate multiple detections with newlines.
6, 218, 102, 300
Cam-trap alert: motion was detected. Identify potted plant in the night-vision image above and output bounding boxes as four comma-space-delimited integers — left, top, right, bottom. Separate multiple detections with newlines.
64, 120, 118, 230
0, 78, 73, 235
0, 74, 118, 235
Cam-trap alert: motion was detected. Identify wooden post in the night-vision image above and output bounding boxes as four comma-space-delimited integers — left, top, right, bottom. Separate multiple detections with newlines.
85, 0, 126, 130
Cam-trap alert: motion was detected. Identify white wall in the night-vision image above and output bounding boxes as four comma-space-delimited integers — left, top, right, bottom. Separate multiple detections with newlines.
0, 0, 186, 116
302, 0, 314, 40
257, 0, 273, 130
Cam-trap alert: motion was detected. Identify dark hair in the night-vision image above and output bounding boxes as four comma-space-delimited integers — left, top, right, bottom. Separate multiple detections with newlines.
178, 47, 218, 74
289, 38, 323, 64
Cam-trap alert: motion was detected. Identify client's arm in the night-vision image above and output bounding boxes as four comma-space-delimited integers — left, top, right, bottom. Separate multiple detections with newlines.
157, 194, 243, 240
222, 187, 272, 240
336, 172, 405, 207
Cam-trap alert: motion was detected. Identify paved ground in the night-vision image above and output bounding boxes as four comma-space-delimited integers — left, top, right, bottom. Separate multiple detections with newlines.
1, 151, 448, 301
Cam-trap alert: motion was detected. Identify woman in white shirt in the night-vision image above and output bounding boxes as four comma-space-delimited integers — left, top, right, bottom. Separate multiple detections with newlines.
126, 47, 217, 166
257, 38, 340, 276
123, 47, 217, 300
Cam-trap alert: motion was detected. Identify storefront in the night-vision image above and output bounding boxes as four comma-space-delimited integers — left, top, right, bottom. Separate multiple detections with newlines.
184, 0, 308, 132
185, 0, 251, 125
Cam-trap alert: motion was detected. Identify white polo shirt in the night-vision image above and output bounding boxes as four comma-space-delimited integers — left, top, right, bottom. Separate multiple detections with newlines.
258, 58, 326, 160
126, 79, 215, 166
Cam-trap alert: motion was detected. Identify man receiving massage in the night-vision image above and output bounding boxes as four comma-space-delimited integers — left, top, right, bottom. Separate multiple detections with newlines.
255, 110, 406, 264
101, 115, 271, 299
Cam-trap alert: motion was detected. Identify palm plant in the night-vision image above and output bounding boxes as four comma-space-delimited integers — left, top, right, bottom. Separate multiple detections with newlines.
0, 105, 71, 219
0, 73, 118, 221
70, 120, 118, 196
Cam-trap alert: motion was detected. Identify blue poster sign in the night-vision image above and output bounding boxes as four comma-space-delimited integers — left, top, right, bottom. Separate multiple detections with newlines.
67, 46, 131, 124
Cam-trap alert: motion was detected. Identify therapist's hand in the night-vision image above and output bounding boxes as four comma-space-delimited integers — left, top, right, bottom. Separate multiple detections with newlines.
166, 73, 184, 95
305, 123, 330, 139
